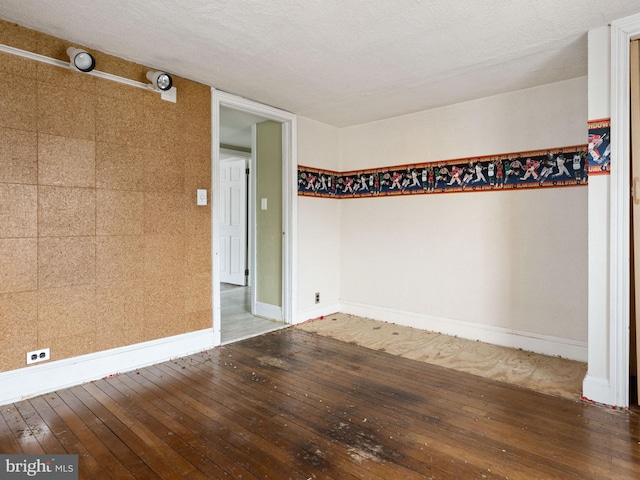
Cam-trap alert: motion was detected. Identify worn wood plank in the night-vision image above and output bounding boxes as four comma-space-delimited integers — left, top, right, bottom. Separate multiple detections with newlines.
216, 333, 583, 479
82, 380, 202, 479
54, 388, 137, 480
152, 358, 396, 479
138, 363, 341, 480
30, 394, 110, 479
0, 404, 25, 454
1, 328, 638, 480
255, 331, 640, 469
14, 399, 66, 454
222, 330, 640, 479
0, 402, 45, 454
68, 385, 163, 480
102, 374, 243, 480
290, 331, 640, 476
162, 347, 469, 479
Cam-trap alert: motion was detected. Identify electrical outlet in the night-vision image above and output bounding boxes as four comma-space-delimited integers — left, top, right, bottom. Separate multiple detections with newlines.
26, 347, 50, 365
315, 292, 320, 304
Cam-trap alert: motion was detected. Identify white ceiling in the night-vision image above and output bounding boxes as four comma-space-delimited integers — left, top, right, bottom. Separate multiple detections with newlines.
1, 1, 639, 127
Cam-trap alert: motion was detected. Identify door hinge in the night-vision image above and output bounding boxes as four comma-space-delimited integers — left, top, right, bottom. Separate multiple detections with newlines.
245, 269, 249, 276
246, 168, 250, 175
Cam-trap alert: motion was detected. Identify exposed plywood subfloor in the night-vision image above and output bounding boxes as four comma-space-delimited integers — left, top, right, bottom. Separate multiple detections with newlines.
297, 313, 587, 401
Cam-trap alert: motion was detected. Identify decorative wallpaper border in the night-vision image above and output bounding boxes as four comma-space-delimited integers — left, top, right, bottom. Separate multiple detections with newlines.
588, 118, 610, 175
298, 144, 588, 198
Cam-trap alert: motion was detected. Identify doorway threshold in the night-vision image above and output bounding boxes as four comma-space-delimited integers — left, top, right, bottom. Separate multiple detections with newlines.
220, 285, 288, 344
221, 318, 288, 345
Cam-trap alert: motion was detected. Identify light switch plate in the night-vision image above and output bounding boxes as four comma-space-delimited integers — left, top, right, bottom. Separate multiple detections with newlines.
261, 198, 268, 210
197, 189, 207, 206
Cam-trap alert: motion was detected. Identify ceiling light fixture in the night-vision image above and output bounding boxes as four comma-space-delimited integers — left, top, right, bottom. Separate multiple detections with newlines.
66, 47, 96, 72
146, 71, 173, 91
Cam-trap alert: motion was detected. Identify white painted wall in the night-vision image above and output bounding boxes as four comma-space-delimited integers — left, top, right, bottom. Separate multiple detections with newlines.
338, 78, 589, 360
340, 78, 587, 168
583, 26, 612, 402
296, 116, 342, 321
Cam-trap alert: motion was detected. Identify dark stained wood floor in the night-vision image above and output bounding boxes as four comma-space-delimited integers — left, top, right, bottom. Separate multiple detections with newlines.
1, 328, 639, 479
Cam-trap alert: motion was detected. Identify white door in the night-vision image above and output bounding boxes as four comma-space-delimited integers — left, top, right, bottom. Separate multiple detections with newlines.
220, 157, 247, 285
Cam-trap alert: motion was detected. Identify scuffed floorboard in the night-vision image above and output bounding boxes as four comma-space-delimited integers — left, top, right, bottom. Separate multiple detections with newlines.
0, 329, 637, 479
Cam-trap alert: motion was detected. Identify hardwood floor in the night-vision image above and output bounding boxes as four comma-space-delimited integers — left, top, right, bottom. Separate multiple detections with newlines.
1, 328, 639, 479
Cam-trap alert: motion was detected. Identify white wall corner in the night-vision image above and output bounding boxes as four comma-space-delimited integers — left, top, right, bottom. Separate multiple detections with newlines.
587, 26, 611, 120
0, 328, 215, 407
295, 303, 341, 325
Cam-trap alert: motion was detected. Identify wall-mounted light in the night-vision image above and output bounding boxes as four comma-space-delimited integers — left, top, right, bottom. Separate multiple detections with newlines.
0, 42, 176, 102
146, 70, 173, 91
66, 47, 95, 72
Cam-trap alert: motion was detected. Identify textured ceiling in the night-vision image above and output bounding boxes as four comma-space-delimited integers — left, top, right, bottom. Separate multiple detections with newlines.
1, 0, 639, 127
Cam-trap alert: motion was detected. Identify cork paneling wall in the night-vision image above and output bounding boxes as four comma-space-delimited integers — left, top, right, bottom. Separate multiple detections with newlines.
0, 20, 212, 372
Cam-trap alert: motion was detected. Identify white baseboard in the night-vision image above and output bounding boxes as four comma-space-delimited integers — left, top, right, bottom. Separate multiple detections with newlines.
339, 301, 588, 362
0, 328, 215, 407
294, 303, 341, 324
1, 303, 590, 406
254, 301, 282, 321
581, 374, 612, 405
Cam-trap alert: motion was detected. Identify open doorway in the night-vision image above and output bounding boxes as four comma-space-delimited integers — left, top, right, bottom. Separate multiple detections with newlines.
212, 91, 297, 346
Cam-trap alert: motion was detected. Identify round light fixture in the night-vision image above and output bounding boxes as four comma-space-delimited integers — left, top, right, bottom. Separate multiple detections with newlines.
146, 70, 173, 91
66, 47, 95, 72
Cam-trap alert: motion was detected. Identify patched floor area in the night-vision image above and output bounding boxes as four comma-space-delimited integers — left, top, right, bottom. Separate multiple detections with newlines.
297, 313, 587, 401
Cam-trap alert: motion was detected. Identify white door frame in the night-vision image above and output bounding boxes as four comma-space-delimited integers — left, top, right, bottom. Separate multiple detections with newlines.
211, 89, 298, 346
609, 12, 640, 407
